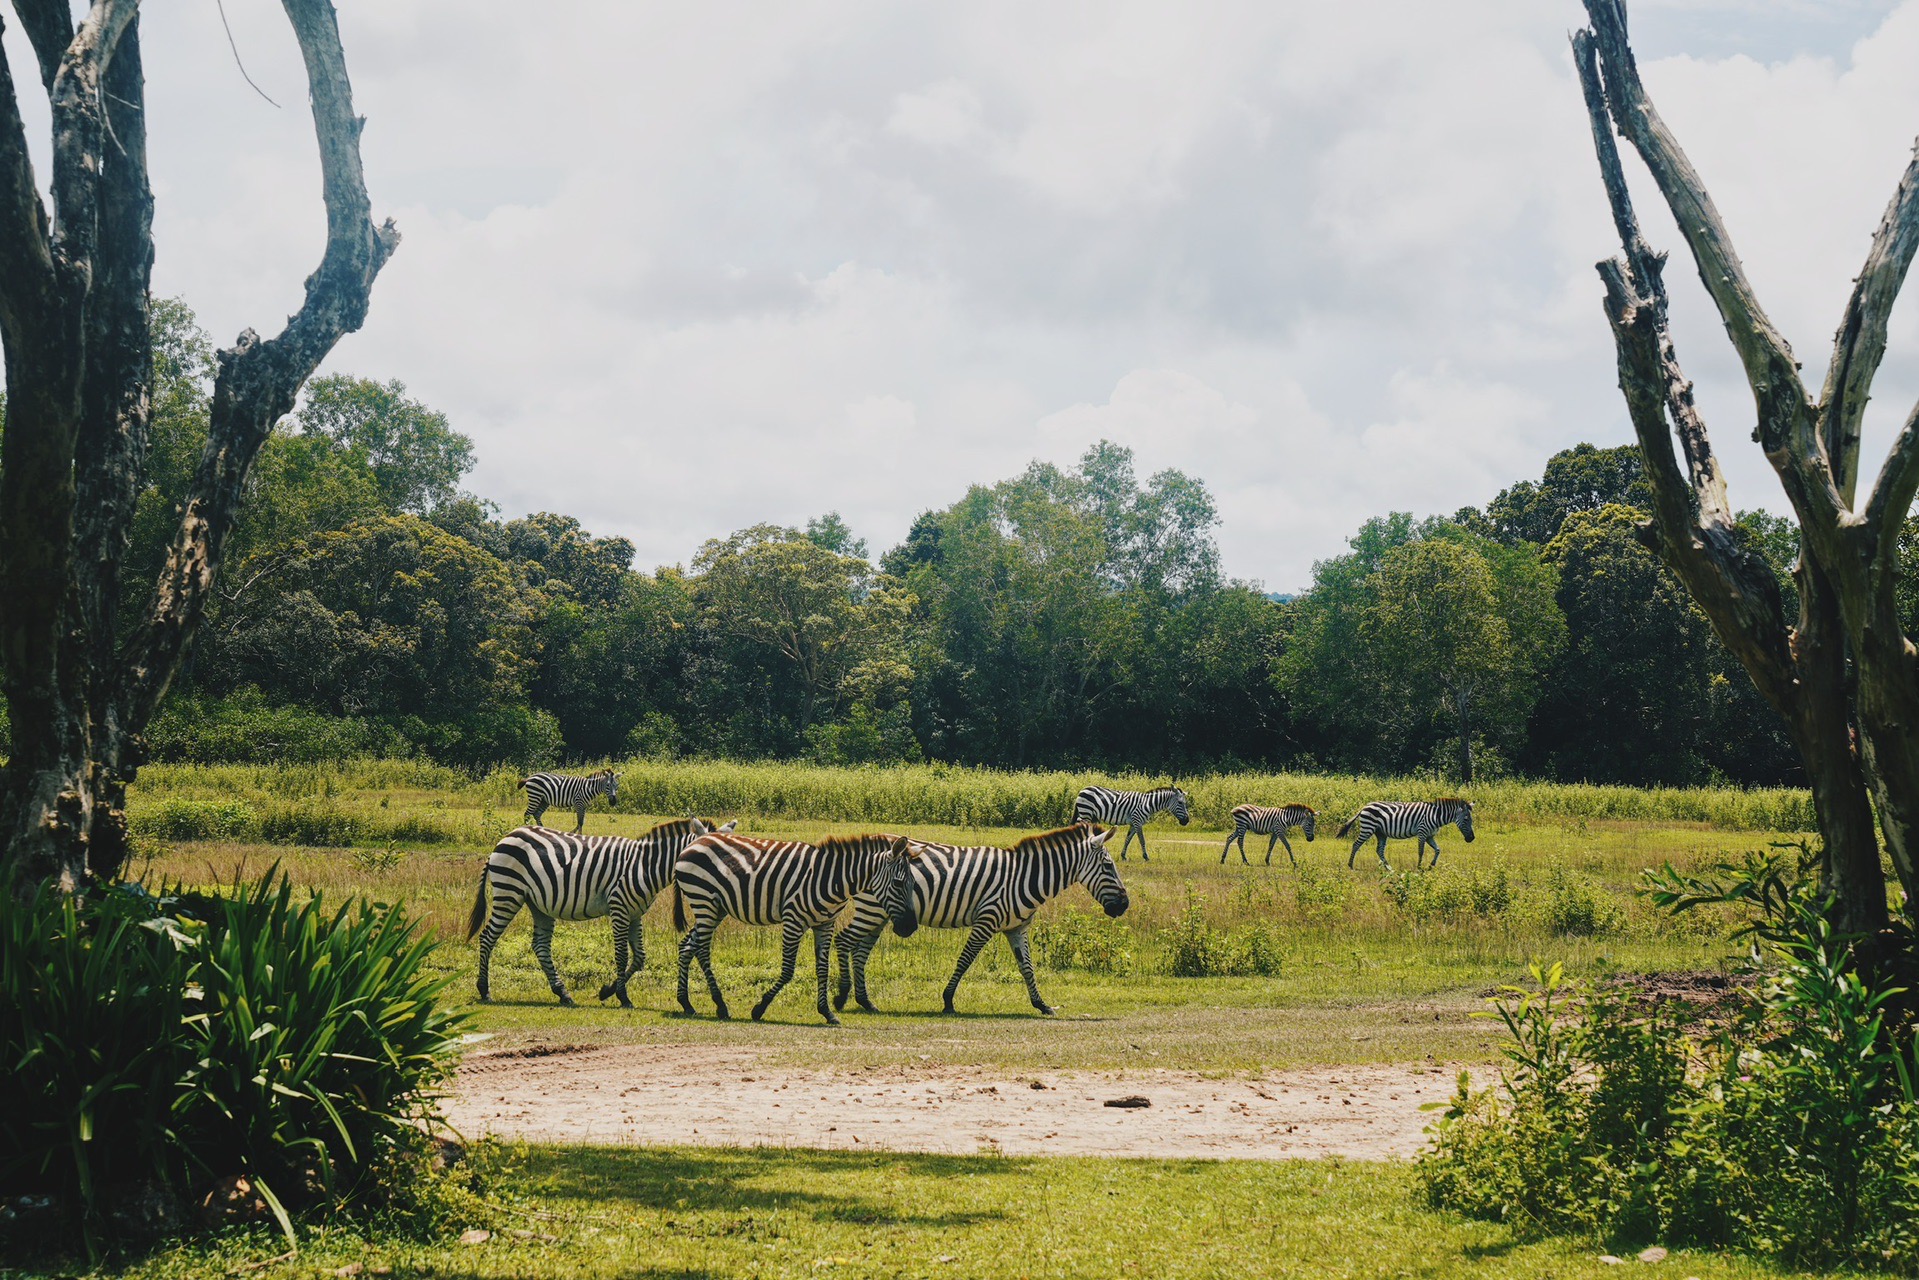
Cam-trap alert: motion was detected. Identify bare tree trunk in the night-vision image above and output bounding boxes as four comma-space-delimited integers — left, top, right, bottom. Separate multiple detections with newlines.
0, 0, 398, 894
1575, 0, 1919, 934
1454, 684, 1474, 786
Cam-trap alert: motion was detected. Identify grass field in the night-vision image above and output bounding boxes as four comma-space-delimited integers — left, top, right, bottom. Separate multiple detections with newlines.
129, 764, 1780, 1071
80, 761, 1843, 1278
62, 1147, 1848, 1280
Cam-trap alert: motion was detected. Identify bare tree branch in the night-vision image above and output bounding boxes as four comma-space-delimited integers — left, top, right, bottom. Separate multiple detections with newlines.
1865, 398, 1919, 574
10, 0, 76, 93
1581, 0, 1838, 523
0, 19, 55, 330
1820, 141, 1919, 504
47, 0, 138, 273
117, 0, 398, 732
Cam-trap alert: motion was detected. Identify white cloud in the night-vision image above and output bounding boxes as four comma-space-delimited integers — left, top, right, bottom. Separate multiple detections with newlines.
6, 0, 1916, 592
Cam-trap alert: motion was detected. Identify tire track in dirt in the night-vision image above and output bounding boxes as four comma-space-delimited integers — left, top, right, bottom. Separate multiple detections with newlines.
444, 1042, 1474, 1160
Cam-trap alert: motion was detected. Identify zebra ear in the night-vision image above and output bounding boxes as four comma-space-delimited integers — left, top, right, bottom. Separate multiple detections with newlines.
890, 834, 915, 857
689, 818, 708, 835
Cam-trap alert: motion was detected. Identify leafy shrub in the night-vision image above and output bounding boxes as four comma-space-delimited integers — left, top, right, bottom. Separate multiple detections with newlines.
1540, 869, 1626, 937
1157, 888, 1286, 977
146, 690, 409, 765
1384, 868, 1513, 925
133, 797, 259, 842
259, 799, 363, 847
1032, 909, 1134, 976
1293, 866, 1351, 917
1420, 884, 1919, 1269
0, 874, 463, 1248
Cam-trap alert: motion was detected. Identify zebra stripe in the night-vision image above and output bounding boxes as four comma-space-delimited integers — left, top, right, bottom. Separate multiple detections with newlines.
1071, 785, 1190, 861
1336, 799, 1475, 871
1221, 804, 1318, 867
518, 769, 620, 832
834, 823, 1128, 1016
672, 832, 919, 1025
466, 816, 732, 1007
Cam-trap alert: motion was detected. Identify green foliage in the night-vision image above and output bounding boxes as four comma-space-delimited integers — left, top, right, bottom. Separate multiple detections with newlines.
1478, 443, 1653, 545
146, 690, 411, 765
1540, 870, 1627, 937
1031, 908, 1135, 976
136, 797, 260, 842
1158, 887, 1287, 977
1419, 896, 1919, 1269
1383, 866, 1513, 925
0, 875, 463, 1248
293, 374, 475, 515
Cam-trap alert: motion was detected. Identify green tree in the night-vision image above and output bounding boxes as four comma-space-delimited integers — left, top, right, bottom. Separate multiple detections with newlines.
294, 375, 474, 513
1481, 443, 1652, 545
692, 523, 915, 755
1360, 534, 1564, 783
1529, 505, 1713, 784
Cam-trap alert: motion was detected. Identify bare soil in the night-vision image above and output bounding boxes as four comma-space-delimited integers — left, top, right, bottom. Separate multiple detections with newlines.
444, 1041, 1475, 1160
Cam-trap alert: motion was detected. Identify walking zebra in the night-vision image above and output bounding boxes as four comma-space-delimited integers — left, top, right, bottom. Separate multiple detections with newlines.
518, 768, 619, 832
467, 816, 735, 1007
672, 832, 919, 1025
834, 823, 1128, 1017
1337, 799, 1475, 871
1220, 804, 1317, 867
1072, 785, 1189, 860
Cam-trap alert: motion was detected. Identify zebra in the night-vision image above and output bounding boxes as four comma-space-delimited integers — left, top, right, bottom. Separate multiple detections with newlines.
466, 816, 736, 1007
671, 832, 919, 1025
1220, 804, 1318, 867
833, 822, 1128, 1017
1071, 784, 1190, 860
517, 768, 619, 832
1337, 799, 1475, 871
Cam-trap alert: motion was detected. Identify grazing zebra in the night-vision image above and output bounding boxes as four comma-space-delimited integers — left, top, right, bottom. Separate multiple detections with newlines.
1071, 785, 1190, 861
672, 832, 919, 1025
467, 816, 735, 1007
518, 768, 619, 832
1337, 799, 1475, 871
834, 823, 1128, 1017
1220, 804, 1318, 867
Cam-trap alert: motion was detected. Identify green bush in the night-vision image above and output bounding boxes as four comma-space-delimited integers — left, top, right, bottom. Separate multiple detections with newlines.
1419, 932, 1919, 1269
0, 873, 464, 1249
1540, 870, 1626, 937
1032, 909, 1135, 976
1157, 888, 1286, 977
259, 799, 364, 847
133, 797, 260, 842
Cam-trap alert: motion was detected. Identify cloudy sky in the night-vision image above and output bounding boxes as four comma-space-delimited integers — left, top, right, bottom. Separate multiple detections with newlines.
8, 0, 1919, 591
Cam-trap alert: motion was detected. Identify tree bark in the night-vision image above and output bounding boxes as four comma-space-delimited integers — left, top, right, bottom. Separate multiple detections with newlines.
1575, 0, 1919, 933
0, 0, 397, 894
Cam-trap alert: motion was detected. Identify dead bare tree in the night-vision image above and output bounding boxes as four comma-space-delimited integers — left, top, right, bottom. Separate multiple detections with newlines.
1573, 0, 1919, 935
0, 0, 397, 894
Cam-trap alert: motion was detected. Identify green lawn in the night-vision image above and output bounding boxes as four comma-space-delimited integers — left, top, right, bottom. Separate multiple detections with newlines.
50, 1147, 1854, 1280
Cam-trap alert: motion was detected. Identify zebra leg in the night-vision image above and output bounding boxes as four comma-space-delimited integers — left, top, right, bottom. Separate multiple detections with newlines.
813, 923, 838, 1026
574, 803, 587, 834
1007, 923, 1053, 1015
694, 925, 730, 1020
676, 927, 698, 1015
1424, 836, 1442, 870
752, 918, 807, 1021
849, 929, 882, 1013
529, 912, 574, 1006
1138, 827, 1150, 862
1375, 832, 1392, 872
474, 890, 523, 1003
1349, 835, 1366, 869
942, 921, 999, 1014
598, 900, 633, 1005
525, 802, 545, 828
1273, 831, 1297, 869
1221, 827, 1244, 864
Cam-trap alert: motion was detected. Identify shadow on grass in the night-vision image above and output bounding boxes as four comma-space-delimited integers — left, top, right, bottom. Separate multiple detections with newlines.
520, 1145, 1019, 1229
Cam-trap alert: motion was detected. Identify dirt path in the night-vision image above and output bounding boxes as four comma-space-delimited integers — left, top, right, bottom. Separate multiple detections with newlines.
444, 1042, 1473, 1160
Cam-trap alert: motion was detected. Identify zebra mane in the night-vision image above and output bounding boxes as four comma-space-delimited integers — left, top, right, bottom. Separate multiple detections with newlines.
1013, 824, 1092, 852
815, 833, 893, 853
1436, 797, 1472, 805
643, 817, 707, 838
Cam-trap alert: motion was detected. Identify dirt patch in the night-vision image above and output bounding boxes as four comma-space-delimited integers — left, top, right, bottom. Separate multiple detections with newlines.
442, 1042, 1474, 1160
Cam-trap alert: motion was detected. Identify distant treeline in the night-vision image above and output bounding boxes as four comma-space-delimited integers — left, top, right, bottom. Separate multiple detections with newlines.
12, 300, 1908, 788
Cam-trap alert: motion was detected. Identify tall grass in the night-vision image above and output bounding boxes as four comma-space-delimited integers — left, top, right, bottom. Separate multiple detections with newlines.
130, 757, 1813, 845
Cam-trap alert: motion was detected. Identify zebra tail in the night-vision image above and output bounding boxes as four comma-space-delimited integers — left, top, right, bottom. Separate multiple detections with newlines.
467, 871, 489, 941
1335, 816, 1357, 838
516, 777, 529, 790
672, 881, 685, 933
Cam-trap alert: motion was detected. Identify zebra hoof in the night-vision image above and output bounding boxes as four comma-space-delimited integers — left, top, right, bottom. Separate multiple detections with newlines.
750, 1003, 770, 1022
557, 994, 576, 1008
1034, 1004, 1056, 1016
616, 990, 634, 1010
941, 1001, 957, 1015
856, 999, 879, 1014
714, 1008, 731, 1021
832, 990, 850, 1012
822, 1015, 841, 1027
597, 983, 617, 1002
678, 999, 696, 1016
